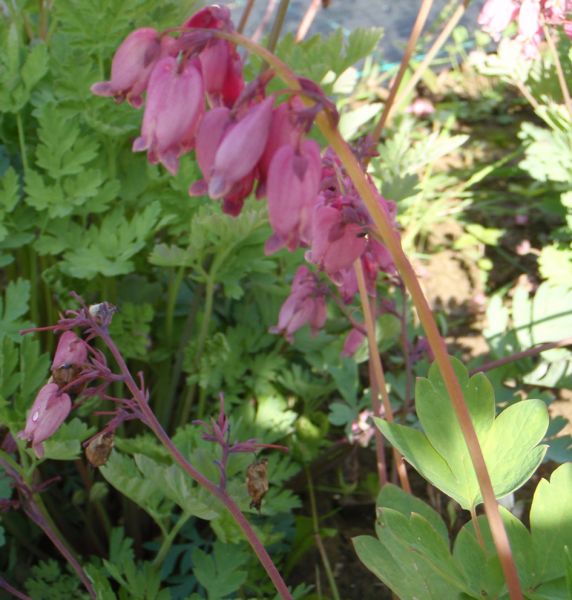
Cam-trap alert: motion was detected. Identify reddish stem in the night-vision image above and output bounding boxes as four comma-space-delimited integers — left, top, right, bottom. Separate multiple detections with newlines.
98, 330, 293, 600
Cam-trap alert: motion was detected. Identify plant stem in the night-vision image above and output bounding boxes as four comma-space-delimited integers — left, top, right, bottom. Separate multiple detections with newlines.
238, 0, 256, 34
266, 0, 290, 53
392, 0, 471, 119
398, 283, 413, 414
185, 28, 524, 600
371, 0, 435, 143
514, 80, 541, 112
295, 0, 321, 42
542, 24, 572, 123
305, 465, 341, 600
152, 511, 193, 569
181, 275, 215, 423
0, 578, 32, 600
470, 337, 572, 375
470, 505, 485, 549
28, 493, 96, 598
99, 331, 294, 600
16, 113, 29, 174
368, 360, 388, 486
354, 260, 411, 493
165, 266, 185, 344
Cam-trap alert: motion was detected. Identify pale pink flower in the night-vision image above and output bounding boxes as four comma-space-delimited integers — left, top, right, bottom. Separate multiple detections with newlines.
132, 56, 204, 175
91, 28, 164, 108
265, 139, 321, 253
208, 97, 274, 199
342, 328, 365, 357
478, 0, 519, 41
18, 383, 72, 459
308, 196, 368, 276
52, 331, 88, 371
512, 0, 543, 57
270, 266, 327, 341
350, 409, 375, 447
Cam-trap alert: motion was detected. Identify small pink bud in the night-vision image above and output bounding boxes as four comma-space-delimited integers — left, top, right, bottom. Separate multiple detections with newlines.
208, 97, 274, 199
18, 383, 72, 459
308, 197, 368, 275
342, 328, 365, 357
270, 266, 327, 341
52, 331, 88, 370
133, 56, 204, 175
90, 28, 163, 108
266, 139, 321, 253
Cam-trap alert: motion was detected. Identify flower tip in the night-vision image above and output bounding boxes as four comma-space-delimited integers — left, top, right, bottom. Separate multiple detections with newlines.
132, 136, 149, 153
208, 174, 228, 199
90, 81, 113, 97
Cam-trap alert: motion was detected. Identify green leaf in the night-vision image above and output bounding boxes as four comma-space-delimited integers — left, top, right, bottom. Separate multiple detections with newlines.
353, 507, 468, 600
192, 541, 248, 599
21, 42, 49, 90
0, 167, 20, 213
376, 357, 549, 509
0, 278, 33, 340
42, 418, 95, 461
530, 463, 572, 582
376, 483, 449, 542
109, 302, 154, 360
100, 451, 172, 527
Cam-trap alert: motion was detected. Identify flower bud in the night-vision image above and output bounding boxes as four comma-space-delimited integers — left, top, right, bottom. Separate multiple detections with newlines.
270, 266, 327, 341
208, 97, 274, 199
90, 28, 163, 107
51, 331, 88, 387
132, 56, 204, 175
18, 383, 72, 458
266, 139, 321, 252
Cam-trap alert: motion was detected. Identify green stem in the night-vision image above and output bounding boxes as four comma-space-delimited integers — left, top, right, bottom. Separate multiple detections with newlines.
266, 0, 290, 53
543, 24, 572, 123
305, 466, 341, 600
179, 275, 215, 424
152, 511, 193, 569
165, 266, 186, 344
16, 113, 29, 174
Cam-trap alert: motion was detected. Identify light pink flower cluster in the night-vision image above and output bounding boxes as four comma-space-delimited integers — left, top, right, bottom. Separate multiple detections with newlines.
92, 5, 399, 352
478, 0, 572, 56
18, 332, 88, 458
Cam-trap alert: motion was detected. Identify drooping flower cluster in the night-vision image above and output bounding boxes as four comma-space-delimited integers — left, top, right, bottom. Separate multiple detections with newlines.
92, 5, 400, 351
18, 331, 88, 458
478, 0, 572, 57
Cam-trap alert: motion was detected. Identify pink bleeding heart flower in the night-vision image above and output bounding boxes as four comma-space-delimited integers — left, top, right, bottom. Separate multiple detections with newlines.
183, 5, 233, 30
518, 0, 542, 39
270, 266, 327, 342
208, 96, 274, 199
132, 56, 204, 175
478, 0, 519, 41
199, 40, 244, 107
18, 383, 72, 459
258, 103, 299, 190
90, 28, 164, 108
308, 195, 368, 276
342, 328, 365, 357
265, 139, 321, 253
52, 331, 88, 371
